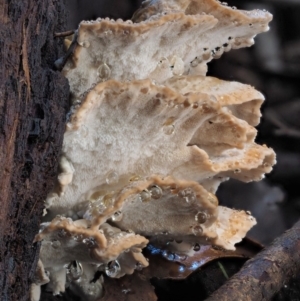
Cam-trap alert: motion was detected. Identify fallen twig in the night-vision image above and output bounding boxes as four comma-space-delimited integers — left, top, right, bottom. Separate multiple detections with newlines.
205, 219, 300, 301
54, 30, 78, 71
54, 30, 75, 37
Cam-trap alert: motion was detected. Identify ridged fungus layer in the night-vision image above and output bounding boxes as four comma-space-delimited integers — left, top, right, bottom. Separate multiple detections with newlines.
31, 1, 275, 300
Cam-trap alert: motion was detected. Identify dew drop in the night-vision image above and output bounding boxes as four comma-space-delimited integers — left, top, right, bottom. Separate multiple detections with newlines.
102, 193, 115, 208
106, 171, 119, 185
83, 237, 97, 247
82, 237, 97, 248
135, 261, 144, 271
129, 175, 142, 182
190, 57, 199, 67
57, 229, 67, 237
209, 95, 217, 102
96, 202, 107, 214
79, 41, 90, 48
162, 250, 175, 261
178, 188, 196, 203
193, 243, 201, 251
51, 240, 61, 249
192, 225, 203, 236
67, 260, 83, 280
195, 212, 207, 224
163, 124, 175, 135
97, 63, 111, 80
192, 102, 199, 108
232, 6, 237, 9
176, 254, 187, 261
149, 185, 163, 199
111, 211, 123, 222
73, 234, 83, 242
105, 260, 121, 278
140, 190, 151, 202
80, 125, 89, 137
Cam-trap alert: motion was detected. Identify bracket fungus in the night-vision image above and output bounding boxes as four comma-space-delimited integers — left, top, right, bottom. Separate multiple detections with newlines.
32, 0, 275, 300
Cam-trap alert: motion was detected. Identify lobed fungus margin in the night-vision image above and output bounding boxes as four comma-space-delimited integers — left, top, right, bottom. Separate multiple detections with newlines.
31, 1, 275, 300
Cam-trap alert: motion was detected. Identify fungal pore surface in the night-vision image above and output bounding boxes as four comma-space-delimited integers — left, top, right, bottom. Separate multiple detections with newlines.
31, 0, 275, 300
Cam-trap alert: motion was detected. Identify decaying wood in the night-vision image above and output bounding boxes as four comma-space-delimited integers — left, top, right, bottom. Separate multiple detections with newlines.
206, 219, 300, 301
0, 1, 69, 300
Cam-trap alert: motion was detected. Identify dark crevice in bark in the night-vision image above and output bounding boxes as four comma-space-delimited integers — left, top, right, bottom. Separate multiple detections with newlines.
0, 0, 69, 300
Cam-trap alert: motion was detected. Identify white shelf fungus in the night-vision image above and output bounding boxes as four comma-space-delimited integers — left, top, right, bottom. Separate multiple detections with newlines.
31, 0, 275, 300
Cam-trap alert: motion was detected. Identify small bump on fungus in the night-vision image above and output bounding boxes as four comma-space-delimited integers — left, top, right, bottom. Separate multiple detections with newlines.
31, 0, 275, 300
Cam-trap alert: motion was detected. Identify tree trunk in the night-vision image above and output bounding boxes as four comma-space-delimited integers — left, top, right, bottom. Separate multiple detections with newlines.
0, 1, 69, 300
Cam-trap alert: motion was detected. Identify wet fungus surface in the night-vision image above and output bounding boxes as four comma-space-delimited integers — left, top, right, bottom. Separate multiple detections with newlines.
31, 0, 275, 300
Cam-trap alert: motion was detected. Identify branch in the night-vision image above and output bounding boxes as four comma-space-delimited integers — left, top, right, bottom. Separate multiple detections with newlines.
54, 30, 75, 37
205, 219, 300, 301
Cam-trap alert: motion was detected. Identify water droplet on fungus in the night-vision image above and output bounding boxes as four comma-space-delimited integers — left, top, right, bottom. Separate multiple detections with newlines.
97, 63, 111, 80
195, 212, 208, 224
140, 190, 151, 202
163, 124, 175, 135
192, 225, 203, 236
178, 188, 196, 203
51, 240, 61, 249
67, 260, 83, 280
105, 260, 121, 278
162, 250, 175, 261
129, 174, 142, 182
57, 229, 67, 237
135, 261, 144, 271
102, 192, 115, 207
83, 237, 97, 247
106, 171, 119, 185
149, 185, 163, 199
193, 243, 201, 251
111, 211, 123, 222
190, 57, 199, 67
73, 234, 83, 241
79, 41, 90, 48
80, 125, 89, 137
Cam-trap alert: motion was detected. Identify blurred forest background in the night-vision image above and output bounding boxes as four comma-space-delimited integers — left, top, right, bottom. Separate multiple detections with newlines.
65, 0, 300, 246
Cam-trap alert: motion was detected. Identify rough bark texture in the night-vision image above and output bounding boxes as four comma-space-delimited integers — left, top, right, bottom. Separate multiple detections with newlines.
0, 1, 69, 300
206, 219, 300, 301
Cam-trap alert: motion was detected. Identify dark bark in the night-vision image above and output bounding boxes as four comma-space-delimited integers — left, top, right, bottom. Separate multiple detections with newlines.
0, 1, 69, 300
205, 219, 300, 301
